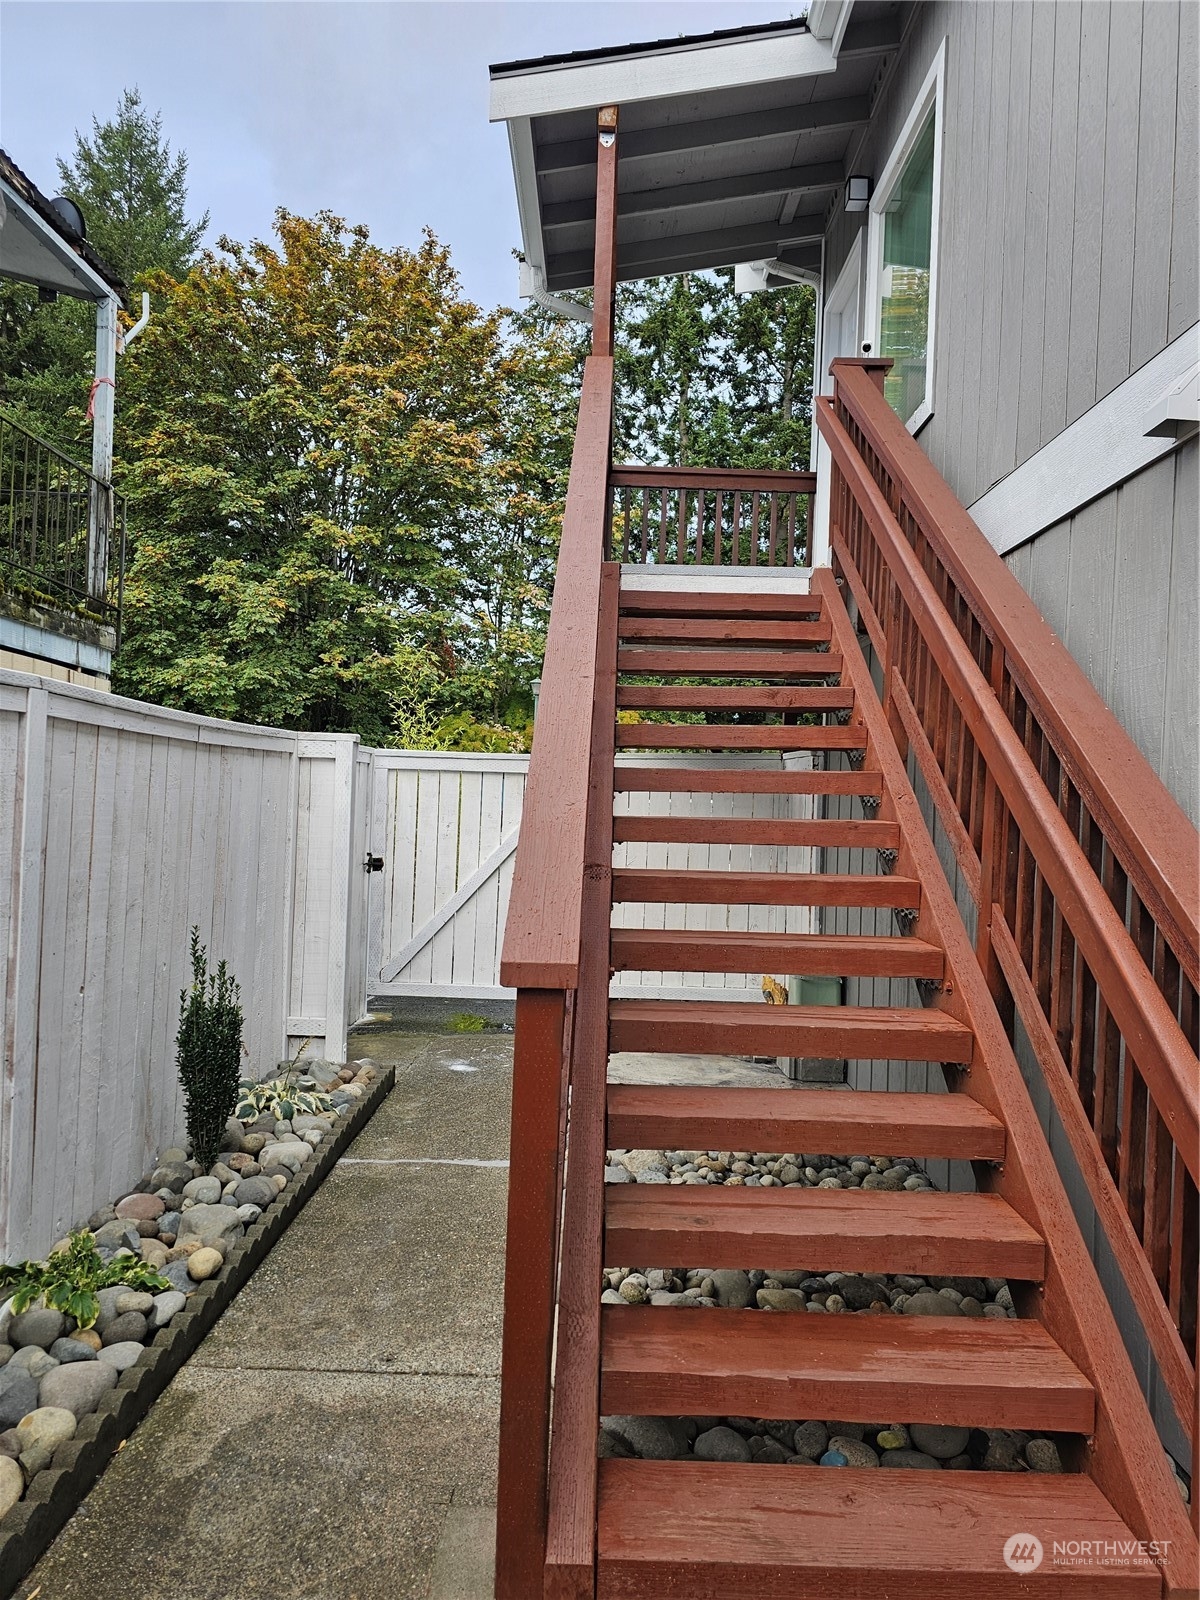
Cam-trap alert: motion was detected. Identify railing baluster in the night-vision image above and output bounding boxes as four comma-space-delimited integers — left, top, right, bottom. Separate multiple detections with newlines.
713, 489, 723, 566
0, 406, 121, 624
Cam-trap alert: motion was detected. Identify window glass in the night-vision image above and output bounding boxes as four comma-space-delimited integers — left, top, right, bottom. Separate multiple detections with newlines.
878, 111, 936, 423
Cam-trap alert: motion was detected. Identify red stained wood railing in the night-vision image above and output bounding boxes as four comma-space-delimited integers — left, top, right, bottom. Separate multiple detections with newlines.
608, 464, 816, 567
816, 359, 1200, 1471
494, 355, 614, 1600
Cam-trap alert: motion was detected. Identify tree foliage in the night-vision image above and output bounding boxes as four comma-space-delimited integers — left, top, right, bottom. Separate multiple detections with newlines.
615, 269, 816, 469
57, 87, 209, 285
113, 211, 576, 743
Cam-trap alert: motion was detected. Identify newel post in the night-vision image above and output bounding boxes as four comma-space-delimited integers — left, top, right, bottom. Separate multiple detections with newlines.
591, 105, 619, 358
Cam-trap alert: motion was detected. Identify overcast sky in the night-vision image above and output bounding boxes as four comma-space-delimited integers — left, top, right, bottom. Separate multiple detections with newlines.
1, 1, 795, 309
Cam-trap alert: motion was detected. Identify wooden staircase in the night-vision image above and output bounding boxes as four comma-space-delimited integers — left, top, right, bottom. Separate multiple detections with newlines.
571, 574, 1181, 1596
493, 353, 1199, 1600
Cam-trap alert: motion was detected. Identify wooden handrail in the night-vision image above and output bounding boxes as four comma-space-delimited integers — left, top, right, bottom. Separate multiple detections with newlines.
610, 464, 817, 491
817, 390, 1199, 1172
817, 361, 1200, 1457
829, 359, 1199, 986
498, 355, 613, 990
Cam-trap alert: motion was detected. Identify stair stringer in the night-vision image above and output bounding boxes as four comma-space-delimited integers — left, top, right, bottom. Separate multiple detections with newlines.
816, 567, 1197, 1594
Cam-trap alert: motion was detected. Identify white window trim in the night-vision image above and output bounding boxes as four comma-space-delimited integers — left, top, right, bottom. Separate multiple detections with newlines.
823, 229, 864, 373
864, 38, 946, 435
810, 232, 863, 566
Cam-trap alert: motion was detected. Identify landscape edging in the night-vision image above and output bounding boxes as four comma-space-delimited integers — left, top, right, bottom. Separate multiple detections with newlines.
0, 1063, 396, 1599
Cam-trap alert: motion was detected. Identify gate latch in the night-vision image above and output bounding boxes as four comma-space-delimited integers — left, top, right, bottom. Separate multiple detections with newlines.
364, 853, 384, 873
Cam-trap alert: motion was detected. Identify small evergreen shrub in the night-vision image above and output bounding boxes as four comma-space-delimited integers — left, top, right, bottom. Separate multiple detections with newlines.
176, 928, 243, 1169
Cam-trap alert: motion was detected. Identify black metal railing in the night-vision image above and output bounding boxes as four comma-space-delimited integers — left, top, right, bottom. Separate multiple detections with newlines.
0, 408, 124, 625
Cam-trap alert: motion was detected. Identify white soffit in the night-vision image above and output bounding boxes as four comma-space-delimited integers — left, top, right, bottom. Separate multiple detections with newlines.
969, 326, 1200, 555
0, 183, 114, 301
489, 31, 838, 123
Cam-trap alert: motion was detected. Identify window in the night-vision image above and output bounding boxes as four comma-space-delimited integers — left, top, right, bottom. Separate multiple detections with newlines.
866, 42, 945, 432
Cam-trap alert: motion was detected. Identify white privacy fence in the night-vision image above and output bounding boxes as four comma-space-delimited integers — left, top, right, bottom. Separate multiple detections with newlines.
1, 667, 814, 1257
0, 672, 367, 1258
365, 751, 815, 1001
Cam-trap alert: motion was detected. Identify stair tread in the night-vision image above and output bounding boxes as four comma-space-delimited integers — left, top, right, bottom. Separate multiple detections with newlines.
614, 725, 865, 750
600, 1306, 1094, 1432
619, 618, 831, 644
611, 817, 900, 848
604, 1185, 1045, 1280
597, 1462, 1159, 1595
618, 647, 840, 678
609, 927, 939, 977
613, 767, 882, 795
606, 1083, 1003, 1160
611, 868, 919, 907
616, 685, 854, 710
608, 999, 974, 1064
619, 591, 824, 619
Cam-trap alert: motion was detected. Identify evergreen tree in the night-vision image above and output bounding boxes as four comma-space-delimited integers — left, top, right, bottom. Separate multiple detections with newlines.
614, 269, 815, 470
0, 89, 207, 451
56, 87, 208, 285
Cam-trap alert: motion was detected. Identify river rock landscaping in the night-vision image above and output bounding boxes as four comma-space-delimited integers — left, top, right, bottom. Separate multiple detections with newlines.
598, 1143, 1064, 1476
0, 1059, 378, 1526
598, 1413, 1070, 1474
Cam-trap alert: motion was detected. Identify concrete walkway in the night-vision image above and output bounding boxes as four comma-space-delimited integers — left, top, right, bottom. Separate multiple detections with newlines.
18, 1030, 512, 1600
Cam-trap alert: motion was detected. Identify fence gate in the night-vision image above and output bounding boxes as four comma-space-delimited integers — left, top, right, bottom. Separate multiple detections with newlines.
365, 750, 815, 1002
367, 753, 528, 999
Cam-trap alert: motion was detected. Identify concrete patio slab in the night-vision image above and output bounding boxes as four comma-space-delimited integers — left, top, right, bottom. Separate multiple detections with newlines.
17, 1031, 510, 1600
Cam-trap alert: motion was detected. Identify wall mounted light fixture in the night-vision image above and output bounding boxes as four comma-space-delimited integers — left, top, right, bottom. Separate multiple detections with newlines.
845, 175, 873, 212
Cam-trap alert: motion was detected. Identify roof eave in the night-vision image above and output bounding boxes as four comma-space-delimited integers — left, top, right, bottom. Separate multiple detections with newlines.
490, 28, 836, 123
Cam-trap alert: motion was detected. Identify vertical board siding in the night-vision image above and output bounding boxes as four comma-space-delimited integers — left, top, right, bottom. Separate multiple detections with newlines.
823, 1, 1197, 504
1008, 440, 1198, 828
822, 0, 1197, 830
0, 673, 362, 1260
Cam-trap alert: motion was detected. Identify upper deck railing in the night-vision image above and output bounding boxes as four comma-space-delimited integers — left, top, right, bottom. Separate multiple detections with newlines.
0, 407, 124, 626
608, 464, 815, 566
817, 357, 1199, 1457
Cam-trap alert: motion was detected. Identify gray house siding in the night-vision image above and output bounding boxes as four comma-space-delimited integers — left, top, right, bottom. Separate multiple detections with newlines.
1005, 438, 1199, 828
826, 0, 1198, 502
822, 0, 1199, 821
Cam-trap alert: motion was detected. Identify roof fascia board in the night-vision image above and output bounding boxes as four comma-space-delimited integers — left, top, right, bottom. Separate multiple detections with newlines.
0, 180, 114, 302
807, 0, 855, 51
490, 30, 837, 122
506, 117, 546, 278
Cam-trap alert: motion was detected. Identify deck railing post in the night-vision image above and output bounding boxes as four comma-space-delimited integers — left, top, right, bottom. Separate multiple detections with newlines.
591, 106, 619, 360
494, 987, 569, 1600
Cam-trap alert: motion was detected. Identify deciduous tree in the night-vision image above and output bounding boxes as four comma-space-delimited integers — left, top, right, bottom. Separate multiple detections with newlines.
113, 211, 575, 744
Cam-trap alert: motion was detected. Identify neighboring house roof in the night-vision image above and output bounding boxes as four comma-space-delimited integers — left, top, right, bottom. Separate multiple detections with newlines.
0, 148, 126, 301
489, 1, 907, 291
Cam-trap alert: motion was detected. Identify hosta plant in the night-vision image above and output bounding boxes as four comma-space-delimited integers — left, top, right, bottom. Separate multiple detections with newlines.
234, 1078, 336, 1125
0, 1230, 171, 1330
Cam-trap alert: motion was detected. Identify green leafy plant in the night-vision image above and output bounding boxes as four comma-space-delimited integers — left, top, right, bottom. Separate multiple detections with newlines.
0, 1230, 170, 1330
234, 1077, 336, 1125
448, 1012, 489, 1033
176, 928, 244, 1169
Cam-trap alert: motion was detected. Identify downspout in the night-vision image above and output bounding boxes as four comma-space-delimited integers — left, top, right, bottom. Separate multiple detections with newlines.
518, 259, 592, 326
87, 291, 150, 602
87, 295, 118, 602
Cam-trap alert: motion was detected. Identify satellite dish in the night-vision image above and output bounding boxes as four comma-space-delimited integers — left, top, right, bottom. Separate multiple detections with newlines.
50, 196, 86, 239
